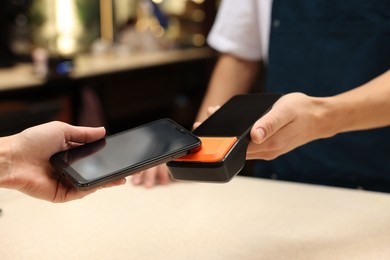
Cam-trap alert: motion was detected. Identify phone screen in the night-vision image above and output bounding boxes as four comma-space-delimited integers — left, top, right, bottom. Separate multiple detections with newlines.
193, 94, 282, 137
51, 119, 200, 189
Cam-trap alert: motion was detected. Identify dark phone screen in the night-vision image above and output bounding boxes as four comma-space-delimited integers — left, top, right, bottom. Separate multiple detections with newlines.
53, 119, 200, 182
194, 94, 282, 137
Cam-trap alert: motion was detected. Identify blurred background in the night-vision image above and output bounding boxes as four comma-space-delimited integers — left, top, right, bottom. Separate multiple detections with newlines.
0, 0, 219, 135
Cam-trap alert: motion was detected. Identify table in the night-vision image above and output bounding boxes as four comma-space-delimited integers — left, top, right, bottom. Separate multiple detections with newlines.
1, 176, 390, 259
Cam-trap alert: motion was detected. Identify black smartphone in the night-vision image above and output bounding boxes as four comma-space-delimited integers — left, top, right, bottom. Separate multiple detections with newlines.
50, 118, 201, 190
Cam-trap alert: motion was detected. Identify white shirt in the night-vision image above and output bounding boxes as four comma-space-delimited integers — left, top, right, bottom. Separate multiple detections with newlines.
207, 0, 272, 62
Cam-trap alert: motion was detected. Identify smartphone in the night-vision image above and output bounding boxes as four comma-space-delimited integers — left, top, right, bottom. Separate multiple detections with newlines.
50, 118, 201, 190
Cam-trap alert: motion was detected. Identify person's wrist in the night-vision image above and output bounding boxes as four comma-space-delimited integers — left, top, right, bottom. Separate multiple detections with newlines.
313, 96, 345, 139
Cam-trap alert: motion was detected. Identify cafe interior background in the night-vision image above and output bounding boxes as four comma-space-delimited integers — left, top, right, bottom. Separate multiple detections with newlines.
0, 0, 223, 136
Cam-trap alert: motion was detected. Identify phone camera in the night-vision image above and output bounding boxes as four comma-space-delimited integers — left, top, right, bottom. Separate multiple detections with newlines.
176, 127, 186, 134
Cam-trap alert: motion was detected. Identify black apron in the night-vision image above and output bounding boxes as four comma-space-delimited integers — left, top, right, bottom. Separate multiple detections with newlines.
255, 0, 390, 192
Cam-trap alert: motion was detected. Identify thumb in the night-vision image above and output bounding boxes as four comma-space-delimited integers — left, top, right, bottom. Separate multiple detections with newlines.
250, 109, 285, 144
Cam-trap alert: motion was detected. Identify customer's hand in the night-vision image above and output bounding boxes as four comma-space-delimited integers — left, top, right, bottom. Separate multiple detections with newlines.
247, 93, 332, 160
0, 121, 126, 202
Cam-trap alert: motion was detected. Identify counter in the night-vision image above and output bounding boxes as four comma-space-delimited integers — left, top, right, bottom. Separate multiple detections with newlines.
1, 176, 390, 259
0, 47, 215, 92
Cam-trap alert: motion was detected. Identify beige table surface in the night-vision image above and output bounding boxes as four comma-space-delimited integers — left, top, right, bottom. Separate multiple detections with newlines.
1, 176, 390, 260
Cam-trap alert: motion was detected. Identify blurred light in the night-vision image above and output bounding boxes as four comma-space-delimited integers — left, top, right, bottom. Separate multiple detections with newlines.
192, 9, 205, 22
152, 0, 164, 4
55, 0, 77, 55
192, 34, 205, 47
56, 60, 74, 75
192, 0, 205, 4
100, 0, 115, 42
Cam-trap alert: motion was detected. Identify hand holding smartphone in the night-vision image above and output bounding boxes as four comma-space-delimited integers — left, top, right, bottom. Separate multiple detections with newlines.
51, 119, 201, 190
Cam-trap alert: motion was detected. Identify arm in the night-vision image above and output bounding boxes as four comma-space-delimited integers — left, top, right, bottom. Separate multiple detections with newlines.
324, 69, 390, 134
196, 54, 259, 122
0, 121, 126, 202
248, 70, 390, 160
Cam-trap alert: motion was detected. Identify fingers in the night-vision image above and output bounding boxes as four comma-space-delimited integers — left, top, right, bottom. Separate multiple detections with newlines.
193, 106, 221, 130
208, 105, 220, 115
131, 165, 172, 188
133, 169, 158, 187
131, 172, 143, 186
53, 121, 106, 144
158, 167, 172, 185
193, 122, 201, 129
59, 178, 126, 202
143, 169, 158, 187
246, 141, 283, 161
250, 99, 293, 144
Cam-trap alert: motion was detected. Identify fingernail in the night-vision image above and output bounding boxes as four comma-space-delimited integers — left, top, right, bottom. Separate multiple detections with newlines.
256, 128, 265, 143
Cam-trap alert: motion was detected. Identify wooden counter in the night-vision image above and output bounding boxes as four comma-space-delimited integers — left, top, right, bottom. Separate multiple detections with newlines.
0, 47, 215, 92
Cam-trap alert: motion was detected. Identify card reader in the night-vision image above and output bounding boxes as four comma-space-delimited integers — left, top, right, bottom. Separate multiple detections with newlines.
167, 93, 282, 182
